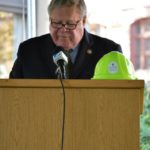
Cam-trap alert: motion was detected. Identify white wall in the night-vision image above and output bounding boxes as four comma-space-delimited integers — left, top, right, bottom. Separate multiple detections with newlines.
36, 0, 50, 36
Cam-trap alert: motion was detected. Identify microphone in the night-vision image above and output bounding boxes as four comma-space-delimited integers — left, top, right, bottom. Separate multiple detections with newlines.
53, 49, 69, 79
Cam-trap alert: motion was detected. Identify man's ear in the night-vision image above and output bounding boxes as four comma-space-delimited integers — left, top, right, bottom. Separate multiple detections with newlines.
82, 16, 87, 26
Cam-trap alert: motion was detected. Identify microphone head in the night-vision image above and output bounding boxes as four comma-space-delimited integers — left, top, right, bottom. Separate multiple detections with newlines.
53, 51, 68, 66
53, 47, 69, 79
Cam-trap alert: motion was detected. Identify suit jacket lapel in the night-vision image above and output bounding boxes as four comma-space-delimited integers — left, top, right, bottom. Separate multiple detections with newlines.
39, 34, 58, 78
71, 29, 94, 78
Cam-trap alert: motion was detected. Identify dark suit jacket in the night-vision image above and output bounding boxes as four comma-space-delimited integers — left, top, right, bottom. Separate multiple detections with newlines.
9, 29, 122, 79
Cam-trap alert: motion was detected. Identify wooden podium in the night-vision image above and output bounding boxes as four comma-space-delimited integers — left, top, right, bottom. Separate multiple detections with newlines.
0, 79, 144, 150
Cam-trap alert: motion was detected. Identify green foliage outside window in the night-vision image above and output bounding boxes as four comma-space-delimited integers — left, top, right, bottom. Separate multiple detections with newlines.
140, 81, 150, 150
0, 12, 13, 63
0, 12, 13, 77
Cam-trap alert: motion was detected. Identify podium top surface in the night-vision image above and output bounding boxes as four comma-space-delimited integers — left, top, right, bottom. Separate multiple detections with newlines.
0, 79, 144, 89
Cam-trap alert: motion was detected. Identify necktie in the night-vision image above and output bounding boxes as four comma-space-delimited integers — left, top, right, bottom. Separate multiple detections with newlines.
64, 50, 73, 78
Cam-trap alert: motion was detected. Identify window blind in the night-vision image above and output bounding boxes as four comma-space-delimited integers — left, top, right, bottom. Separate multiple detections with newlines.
0, 0, 27, 14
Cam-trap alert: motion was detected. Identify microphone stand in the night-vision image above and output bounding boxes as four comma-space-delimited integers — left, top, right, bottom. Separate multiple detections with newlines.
55, 66, 63, 79
56, 62, 69, 79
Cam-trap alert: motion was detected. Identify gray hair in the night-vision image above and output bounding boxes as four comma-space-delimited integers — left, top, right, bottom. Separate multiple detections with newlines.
48, 0, 87, 18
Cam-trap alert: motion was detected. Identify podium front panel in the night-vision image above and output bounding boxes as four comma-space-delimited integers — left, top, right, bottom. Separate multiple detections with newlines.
0, 80, 144, 150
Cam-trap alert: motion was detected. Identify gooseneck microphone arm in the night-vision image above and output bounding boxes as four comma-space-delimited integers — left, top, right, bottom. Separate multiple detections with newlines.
55, 60, 68, 79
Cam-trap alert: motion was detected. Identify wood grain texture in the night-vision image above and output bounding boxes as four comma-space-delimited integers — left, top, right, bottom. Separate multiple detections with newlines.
0, 80, 144, 150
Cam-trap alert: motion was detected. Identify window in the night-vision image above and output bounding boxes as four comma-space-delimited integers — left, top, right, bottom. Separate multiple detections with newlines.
146, 56, 150, 69
0, 0, 27, 78
130, 18, 150, 70
135, 23, 141, 34
144, 21, 150, 32
0, 12, 14, 78
144, 38, 150, 51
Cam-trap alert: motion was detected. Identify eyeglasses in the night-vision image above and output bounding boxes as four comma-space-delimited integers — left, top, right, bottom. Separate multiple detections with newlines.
50, 19, 81, 30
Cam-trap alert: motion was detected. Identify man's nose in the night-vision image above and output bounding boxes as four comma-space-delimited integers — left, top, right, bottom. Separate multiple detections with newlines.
59, 26, 68, 32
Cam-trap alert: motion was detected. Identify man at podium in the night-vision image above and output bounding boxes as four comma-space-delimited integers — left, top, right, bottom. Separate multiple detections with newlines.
9, 0, 122, 79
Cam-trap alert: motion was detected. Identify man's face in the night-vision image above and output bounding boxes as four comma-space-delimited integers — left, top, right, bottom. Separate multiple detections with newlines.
49, 6, 86, 50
